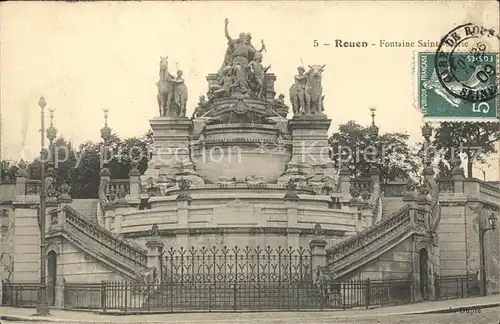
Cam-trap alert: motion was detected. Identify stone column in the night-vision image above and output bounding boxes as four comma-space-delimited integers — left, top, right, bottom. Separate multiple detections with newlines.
285, 199, 300, 249
15, 160, 28, 195
339, 166, 351, 202
343, 193, 360, 234
450, 159, 465, 194
309, 223, 327, 283
46, 194, 58, 233
56, 191, 73, 231
360, 192, 373, 228
264, 73, 277, 100
104, 203, 116, 231
113, 192, 129, 234
176, 179, 192, 228
146, 225, 164, 283
128, 164, 141, 201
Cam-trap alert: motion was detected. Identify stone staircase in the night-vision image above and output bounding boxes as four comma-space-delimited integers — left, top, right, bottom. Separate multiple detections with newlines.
46, 206, 149, 281
326, 204, 428, 280
68, 199, 99, 224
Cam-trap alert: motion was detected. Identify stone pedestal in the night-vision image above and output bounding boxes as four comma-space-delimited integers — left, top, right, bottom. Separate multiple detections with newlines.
55, 195, 72, 231
15, 167, 28, 195
150, 117, 192, 170
113, 199, 129, 233
309, 234, 327, 282
146, 236, 164, 282
288, 117, 331, 167
149, 116, 204, 185
339, 166, 351, 201
264, 73, 277, 100
278, 116, 331, 184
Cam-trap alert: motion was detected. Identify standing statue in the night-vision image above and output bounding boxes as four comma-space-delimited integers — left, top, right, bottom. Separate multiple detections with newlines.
289, 65, 325, 116
170, 69, 188, 117
220, 18, 257, 93
156, 56, 188, 117
247, 52, 271, 98
289, 67, 308, 116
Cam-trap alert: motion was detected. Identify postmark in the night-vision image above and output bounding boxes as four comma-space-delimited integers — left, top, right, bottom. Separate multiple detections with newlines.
415, 23, 499, 122
435, 24, 499, 102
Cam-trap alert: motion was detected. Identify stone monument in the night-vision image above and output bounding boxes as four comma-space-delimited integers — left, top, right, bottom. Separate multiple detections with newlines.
136, 18, 342, 248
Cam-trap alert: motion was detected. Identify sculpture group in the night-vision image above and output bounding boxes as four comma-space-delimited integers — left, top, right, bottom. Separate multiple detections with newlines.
156, 56, 188, 117
156, 18, 327, 118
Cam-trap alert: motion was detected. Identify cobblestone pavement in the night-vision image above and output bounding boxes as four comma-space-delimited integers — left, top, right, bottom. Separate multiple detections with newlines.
1, 307, 499, 324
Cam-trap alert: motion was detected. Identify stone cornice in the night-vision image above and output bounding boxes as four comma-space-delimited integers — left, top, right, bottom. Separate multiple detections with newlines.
122, 226, 347, 239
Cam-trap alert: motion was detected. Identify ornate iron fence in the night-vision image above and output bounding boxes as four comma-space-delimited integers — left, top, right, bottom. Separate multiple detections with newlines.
434, 272, 480, 300
159, 245, 316, 311
1, 282, 40, 307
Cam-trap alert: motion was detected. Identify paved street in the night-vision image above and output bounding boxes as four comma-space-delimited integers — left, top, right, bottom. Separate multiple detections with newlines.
1, 295, 500, 324
0, 307, 499, 324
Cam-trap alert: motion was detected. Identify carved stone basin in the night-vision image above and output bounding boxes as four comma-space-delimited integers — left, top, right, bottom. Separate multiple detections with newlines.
191, 123, 292, 183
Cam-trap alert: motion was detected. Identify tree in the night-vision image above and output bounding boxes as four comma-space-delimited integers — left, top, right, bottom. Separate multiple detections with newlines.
1, 160, 18, 183
329, 120, 420, 183
428, 122, 499, 178
23, 130, 154, 198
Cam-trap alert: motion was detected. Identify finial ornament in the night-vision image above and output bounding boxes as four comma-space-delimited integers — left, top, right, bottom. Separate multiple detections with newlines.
313, 223, 323, 237
369, 107, 376, 126
149, 223, 160, 236
38, 96, 47, 109
100, 108, 112, 141
46, 107, 57, 143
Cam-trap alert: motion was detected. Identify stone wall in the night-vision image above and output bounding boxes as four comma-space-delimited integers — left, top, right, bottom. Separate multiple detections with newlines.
346, 237, 415, 280
438, 200, 468, 276
12, 205, 40, 282
55, 242, 125, 283
0, 205, 14, 282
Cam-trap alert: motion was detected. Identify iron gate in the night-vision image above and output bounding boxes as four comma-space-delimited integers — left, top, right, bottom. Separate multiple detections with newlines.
156, 245, 319, 311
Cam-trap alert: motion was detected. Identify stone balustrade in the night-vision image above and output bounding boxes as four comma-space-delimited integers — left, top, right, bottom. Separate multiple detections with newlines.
326, 205, 412, 262
58, 206, 147, 269
109, 179, 130, 195
25, 180, 41, 195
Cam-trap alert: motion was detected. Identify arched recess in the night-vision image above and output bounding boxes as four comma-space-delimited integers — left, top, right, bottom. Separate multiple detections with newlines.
419, 248, 429, 300
45, 243, 60, 306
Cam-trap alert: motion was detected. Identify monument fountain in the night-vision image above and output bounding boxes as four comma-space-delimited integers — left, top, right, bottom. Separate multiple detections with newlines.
104, 18, 358, 251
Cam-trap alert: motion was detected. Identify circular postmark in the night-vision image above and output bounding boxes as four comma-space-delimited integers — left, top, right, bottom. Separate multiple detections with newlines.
435, 23, 499, 103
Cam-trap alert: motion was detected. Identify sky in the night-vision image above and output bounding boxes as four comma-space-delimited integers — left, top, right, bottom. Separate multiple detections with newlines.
1, 1, 499, 179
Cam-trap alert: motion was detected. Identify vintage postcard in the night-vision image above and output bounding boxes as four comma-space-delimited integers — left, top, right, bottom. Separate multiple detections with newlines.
0, 1, 499, 323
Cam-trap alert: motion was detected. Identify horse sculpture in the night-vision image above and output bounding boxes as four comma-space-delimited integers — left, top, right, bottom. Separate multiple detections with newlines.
289, 64, 325, 116
156, 56, 188, 117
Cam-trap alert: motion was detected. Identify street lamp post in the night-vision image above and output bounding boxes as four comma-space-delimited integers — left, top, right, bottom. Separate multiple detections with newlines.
36, 95, 50, 316
479, 212, 497, 296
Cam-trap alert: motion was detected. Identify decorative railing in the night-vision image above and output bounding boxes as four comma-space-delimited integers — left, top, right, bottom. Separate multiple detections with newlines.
109, 179, 130, 195
25, 180, 41, 195
62, 277, 414, 311
61, 206, 147, 270
1, 282, 40, 307
434, 272, 480, 300
326, 205, 413, 263
350, 178, 371, 193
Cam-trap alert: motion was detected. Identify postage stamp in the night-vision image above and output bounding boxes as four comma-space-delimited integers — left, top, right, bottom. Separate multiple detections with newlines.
415, 23, 499, 122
